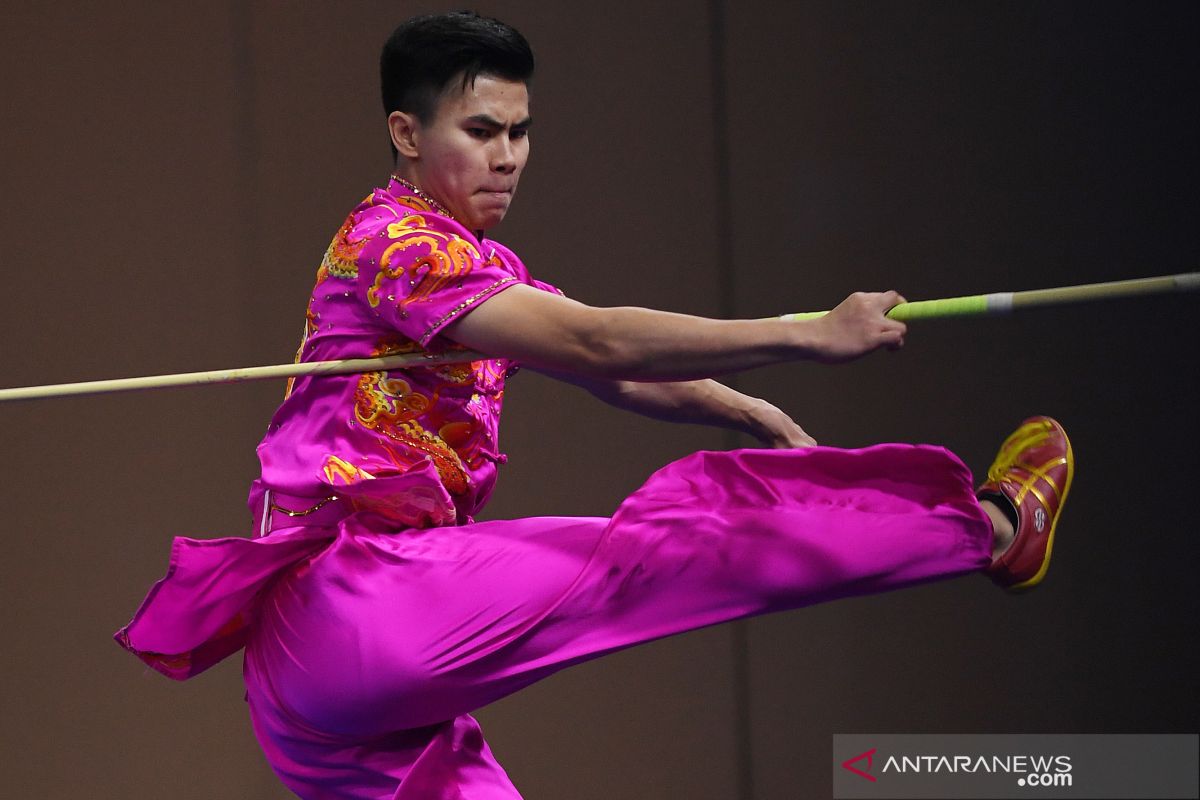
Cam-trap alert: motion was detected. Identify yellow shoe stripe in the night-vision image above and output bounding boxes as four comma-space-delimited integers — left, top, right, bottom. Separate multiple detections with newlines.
987, 420, 1055, 484
1008, 426, 1075, 591
1011, 455, 1069, 501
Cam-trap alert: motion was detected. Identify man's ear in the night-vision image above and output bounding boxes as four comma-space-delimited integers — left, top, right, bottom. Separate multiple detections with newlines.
388, 111, 420, 159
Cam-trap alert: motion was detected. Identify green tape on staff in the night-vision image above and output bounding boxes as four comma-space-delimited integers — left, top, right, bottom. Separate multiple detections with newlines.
888, 294, 993, 320
779, 272, 1198, 323
781, 294, 992, 322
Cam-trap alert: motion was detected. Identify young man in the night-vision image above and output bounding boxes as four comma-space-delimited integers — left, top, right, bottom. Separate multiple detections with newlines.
117, 12, 1072, 799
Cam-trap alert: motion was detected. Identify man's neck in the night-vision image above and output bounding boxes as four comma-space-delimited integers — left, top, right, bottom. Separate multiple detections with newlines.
389, 173, 487, 244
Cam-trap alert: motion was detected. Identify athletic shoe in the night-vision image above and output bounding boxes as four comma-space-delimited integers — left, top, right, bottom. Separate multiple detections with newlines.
980, 416, 1074, 591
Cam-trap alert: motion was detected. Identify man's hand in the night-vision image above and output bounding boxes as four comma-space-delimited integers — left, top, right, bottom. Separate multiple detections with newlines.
810, 290, 908, 363
745, 398, 817, 448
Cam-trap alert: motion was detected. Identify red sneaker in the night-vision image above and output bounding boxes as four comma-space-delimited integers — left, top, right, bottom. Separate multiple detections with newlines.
980, 416, 1074, 591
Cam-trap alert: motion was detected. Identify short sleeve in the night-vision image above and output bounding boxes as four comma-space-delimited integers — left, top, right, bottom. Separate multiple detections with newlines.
485, 239, 566, 299
355, 209, 522, 346
530, 277, 565, 296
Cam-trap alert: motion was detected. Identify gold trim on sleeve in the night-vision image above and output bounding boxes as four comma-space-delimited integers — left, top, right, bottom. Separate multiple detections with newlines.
419, 276, 519, 344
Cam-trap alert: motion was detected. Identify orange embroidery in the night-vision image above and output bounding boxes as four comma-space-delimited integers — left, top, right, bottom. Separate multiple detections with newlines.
316, 216, 366, 284
322, 454, 376, 486
349, 340, 479, 494
369, 216, 481, 311
396, 195, 436, 214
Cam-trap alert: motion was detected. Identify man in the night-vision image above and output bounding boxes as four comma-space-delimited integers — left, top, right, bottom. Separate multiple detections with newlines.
117, 12, 1071, 798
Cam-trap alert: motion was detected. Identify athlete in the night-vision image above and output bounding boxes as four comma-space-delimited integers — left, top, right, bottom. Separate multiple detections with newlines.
117, 12, 1072, 798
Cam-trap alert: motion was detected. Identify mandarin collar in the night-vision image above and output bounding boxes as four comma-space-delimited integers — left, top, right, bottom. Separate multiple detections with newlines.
388, 174, 455, 219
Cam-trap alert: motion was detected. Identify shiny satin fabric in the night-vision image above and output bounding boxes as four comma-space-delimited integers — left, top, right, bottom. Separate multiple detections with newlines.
115, 179, 994, 798
253, 177, 562, 522
122, 444, 992, 798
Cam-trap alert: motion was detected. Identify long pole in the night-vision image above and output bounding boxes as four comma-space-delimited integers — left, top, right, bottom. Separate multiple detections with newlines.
780, 272, 1200, 321
2, 273, 1196, 403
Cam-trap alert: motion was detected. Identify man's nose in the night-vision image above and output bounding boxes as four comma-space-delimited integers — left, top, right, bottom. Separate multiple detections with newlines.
491, 138, 516, 173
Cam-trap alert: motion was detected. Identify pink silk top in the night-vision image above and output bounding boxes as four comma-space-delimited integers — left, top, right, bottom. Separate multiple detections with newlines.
250, 176, 561, 531
116, 177, 563, 681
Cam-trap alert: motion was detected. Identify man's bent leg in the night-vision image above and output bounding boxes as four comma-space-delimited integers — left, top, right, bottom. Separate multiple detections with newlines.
254, 445, 990, 731
244, 444, 991, 796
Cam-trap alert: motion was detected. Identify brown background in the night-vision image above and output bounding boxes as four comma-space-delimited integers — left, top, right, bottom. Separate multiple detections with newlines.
1, 2, 1197, 798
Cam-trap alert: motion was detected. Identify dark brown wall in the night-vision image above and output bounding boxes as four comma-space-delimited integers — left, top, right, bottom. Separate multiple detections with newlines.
1, 2, 1196, 798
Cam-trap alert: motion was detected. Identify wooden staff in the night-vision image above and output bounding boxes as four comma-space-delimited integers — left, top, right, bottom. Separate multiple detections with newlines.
2, 273, 1196, 403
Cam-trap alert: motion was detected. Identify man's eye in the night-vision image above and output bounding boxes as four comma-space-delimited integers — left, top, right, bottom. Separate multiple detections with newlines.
468, 128, 491, 138
511, 129, 529, 140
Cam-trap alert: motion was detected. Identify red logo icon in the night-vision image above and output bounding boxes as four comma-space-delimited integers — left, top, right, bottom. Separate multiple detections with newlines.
842, 748, 877, 782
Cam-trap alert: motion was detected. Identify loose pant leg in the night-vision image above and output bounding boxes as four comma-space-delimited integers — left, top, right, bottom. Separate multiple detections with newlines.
244, 445, 992, 798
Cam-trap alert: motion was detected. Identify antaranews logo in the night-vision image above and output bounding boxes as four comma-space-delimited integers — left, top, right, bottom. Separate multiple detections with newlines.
879, 753, 1074, 788
839, 744, 1073, 790
836, 733, 1199, 800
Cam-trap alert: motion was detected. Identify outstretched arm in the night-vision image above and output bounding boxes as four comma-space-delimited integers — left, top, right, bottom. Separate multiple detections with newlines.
541, 371, 817, 448
445, 285, 907, 382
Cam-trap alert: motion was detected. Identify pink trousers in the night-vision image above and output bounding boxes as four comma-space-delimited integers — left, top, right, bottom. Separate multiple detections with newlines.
235, 446, 993, 799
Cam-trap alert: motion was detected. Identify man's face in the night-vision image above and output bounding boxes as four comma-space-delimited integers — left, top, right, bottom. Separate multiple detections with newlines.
398, 75, 531, 233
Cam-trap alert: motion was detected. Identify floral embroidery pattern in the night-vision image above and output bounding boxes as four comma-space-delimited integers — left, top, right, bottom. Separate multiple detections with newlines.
350, 339, 493, 495
268, 180, 541, 517
368, 214, 481, 311
317, 215, 367, 283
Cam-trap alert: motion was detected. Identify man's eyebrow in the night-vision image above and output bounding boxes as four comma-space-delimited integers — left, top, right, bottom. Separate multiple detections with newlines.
465, 114, 533, 129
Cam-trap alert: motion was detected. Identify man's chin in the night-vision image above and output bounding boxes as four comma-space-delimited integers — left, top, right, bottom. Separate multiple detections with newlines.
472, 209, 510, 233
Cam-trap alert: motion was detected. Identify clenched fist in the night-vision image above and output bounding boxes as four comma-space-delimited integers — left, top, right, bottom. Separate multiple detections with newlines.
810, 290, 907, 363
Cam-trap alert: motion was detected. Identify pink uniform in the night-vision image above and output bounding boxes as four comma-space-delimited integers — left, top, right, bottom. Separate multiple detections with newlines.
117, 177, 994, 799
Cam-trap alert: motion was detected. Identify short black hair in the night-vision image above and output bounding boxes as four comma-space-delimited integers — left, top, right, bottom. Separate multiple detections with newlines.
381, 11, 535, 158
